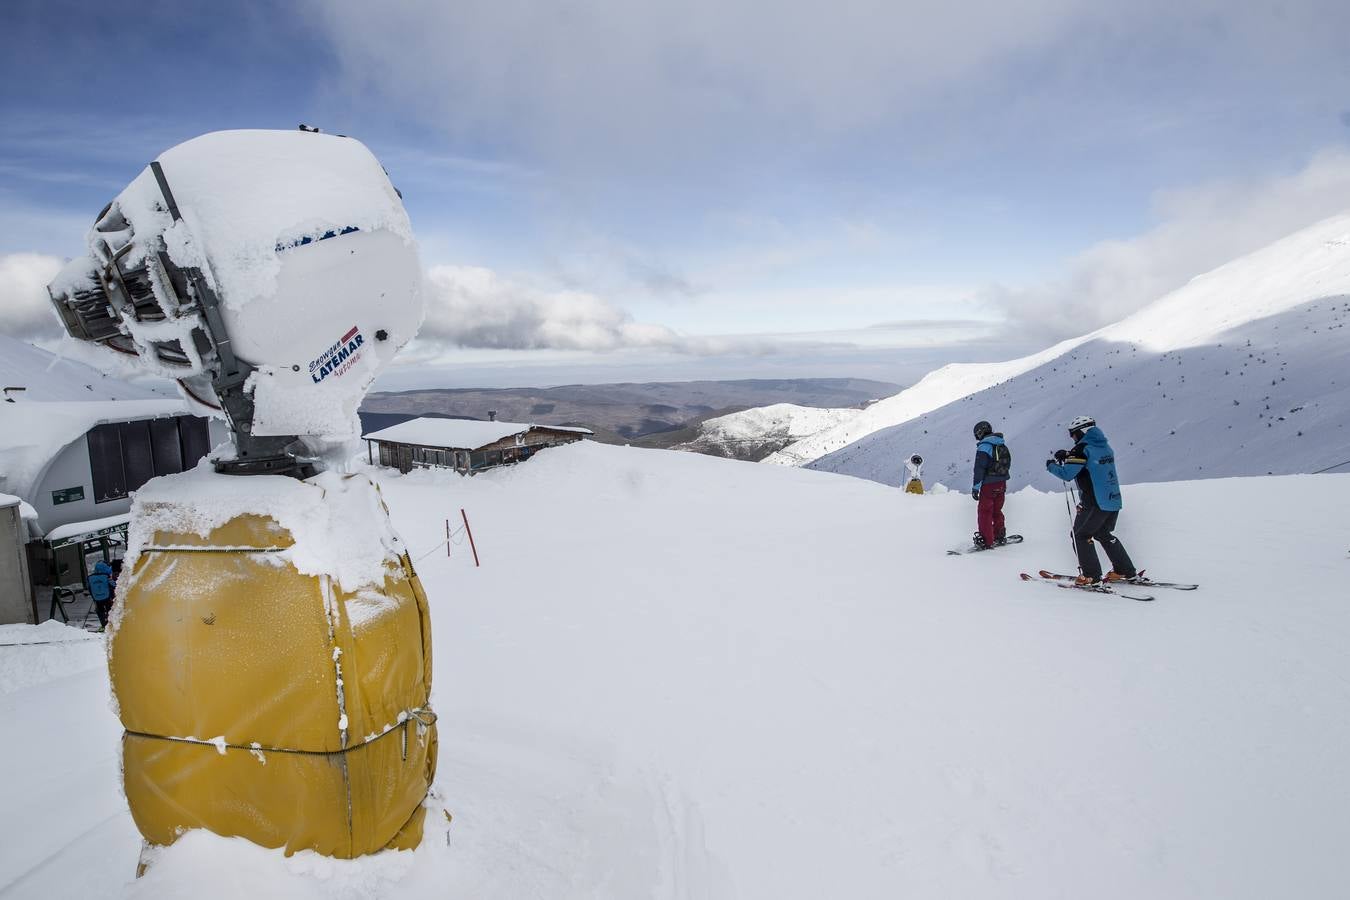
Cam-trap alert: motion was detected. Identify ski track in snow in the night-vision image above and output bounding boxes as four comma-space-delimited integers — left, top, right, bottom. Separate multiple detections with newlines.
2, 443, 1349, 898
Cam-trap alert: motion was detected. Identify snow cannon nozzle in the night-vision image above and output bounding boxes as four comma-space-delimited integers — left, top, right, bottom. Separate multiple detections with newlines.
45, 129, 425, 478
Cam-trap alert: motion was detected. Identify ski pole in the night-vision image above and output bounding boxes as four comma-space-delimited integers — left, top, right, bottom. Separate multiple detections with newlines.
1062, 480, 1080, 574
1311, 457, 1350, 475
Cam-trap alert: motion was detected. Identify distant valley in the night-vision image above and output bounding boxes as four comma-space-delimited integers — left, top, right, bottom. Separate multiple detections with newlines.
360, 378, 899, 447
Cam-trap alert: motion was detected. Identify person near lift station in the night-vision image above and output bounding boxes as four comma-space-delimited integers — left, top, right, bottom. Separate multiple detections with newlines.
1045, 415, 1139, 586
904, 453, 925, 494
87, 559, 115, 630
971, 421, 1011, 548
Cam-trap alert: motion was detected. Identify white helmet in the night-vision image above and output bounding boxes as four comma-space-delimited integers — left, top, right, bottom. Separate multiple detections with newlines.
1068, 415, 1096, 433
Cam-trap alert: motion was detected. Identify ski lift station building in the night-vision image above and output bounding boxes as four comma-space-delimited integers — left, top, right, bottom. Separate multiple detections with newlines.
0, 397, 227, 623
364, 417, 592, 475
0, 335, 231, 623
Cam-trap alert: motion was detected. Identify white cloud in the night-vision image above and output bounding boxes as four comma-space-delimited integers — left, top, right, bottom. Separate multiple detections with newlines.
419, 264, 709, 354
414, 262, 1000, 362
984, 150, 1350, 341
0, 252, 65, 340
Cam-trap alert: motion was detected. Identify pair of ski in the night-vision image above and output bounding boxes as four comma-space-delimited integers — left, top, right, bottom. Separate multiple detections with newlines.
943, 538, 1200, 601
1021, 570, 1199, 602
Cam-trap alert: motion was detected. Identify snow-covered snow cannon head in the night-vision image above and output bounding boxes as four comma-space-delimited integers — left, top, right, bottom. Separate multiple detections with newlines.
47, 128, 424, 476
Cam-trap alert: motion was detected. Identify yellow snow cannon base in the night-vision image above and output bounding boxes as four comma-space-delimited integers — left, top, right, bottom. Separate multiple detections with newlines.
109, 480, 437, 859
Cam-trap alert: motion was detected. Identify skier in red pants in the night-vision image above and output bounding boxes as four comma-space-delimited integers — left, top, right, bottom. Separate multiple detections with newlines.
971, 420, 1012, 549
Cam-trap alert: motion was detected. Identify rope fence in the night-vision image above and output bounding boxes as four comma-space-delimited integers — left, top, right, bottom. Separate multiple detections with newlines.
415, 508, 480, 566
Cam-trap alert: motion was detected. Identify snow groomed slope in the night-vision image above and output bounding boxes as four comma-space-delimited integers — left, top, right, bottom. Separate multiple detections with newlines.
4, 441, 1349, 898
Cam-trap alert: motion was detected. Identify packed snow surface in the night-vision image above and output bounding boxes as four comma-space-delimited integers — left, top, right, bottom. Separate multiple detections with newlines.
0, 626, 103, 697
3, 441, 1348, 898
766, 212, 1350, 472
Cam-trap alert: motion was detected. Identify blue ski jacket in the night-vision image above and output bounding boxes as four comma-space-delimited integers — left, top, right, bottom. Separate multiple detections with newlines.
87, 560, 113, 602
973, 434, 1010, 490
1045, 426, 1122, 511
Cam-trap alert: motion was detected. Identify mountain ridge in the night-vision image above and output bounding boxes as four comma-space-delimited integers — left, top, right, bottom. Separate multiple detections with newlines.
765, 213, 1350, 485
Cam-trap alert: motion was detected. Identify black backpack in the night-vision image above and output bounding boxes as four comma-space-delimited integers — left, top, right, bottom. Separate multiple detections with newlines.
987, 442, 1011, 477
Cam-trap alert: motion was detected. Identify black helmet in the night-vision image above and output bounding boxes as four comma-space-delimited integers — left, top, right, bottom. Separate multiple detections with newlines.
910, 454, 922, 465
973, 421, 993, 440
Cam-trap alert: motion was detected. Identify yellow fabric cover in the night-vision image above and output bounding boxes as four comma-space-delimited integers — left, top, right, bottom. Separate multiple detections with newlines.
109, 496, 436, 858
905, 479, 925, 495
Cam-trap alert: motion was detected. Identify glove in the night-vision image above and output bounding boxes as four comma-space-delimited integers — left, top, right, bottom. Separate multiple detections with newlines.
1045, 458, 1055, 468
971, 488, 980, 501
1054, 449, 1068, 463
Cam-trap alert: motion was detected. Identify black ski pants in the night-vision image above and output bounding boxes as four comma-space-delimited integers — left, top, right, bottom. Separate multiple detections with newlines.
1072, 503, 1136, 580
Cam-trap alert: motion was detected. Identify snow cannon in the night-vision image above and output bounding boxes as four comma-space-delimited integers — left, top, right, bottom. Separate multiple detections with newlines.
112, 472, 437, 858
44, 129, 438, 862
47, 128, 424, 475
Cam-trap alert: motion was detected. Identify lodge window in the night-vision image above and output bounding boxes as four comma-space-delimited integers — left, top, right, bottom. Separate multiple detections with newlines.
88, 416, 212, 503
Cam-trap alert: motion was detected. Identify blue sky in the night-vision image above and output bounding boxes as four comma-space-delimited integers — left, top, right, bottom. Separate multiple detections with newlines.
3, 0, 1350, 387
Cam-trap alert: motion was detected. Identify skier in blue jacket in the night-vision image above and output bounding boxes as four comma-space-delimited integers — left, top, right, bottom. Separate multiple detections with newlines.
1045, 415, 1138, 585
87, 559, 114, 628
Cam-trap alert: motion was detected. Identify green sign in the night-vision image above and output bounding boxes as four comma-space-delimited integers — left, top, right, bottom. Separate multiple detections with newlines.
51, 486, 85, 505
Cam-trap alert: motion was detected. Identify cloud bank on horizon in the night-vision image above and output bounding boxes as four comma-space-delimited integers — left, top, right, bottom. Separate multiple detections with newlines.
2, 0, 1349, 384
8, 152, 1350, 366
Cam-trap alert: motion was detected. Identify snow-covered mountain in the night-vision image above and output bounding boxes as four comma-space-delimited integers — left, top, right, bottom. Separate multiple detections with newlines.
764, 213, 1350, 490
668, 402, 862, 460
4, 442, 1350, 898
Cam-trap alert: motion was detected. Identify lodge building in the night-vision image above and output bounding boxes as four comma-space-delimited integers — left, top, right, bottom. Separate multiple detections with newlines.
363, 417, 592, 475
